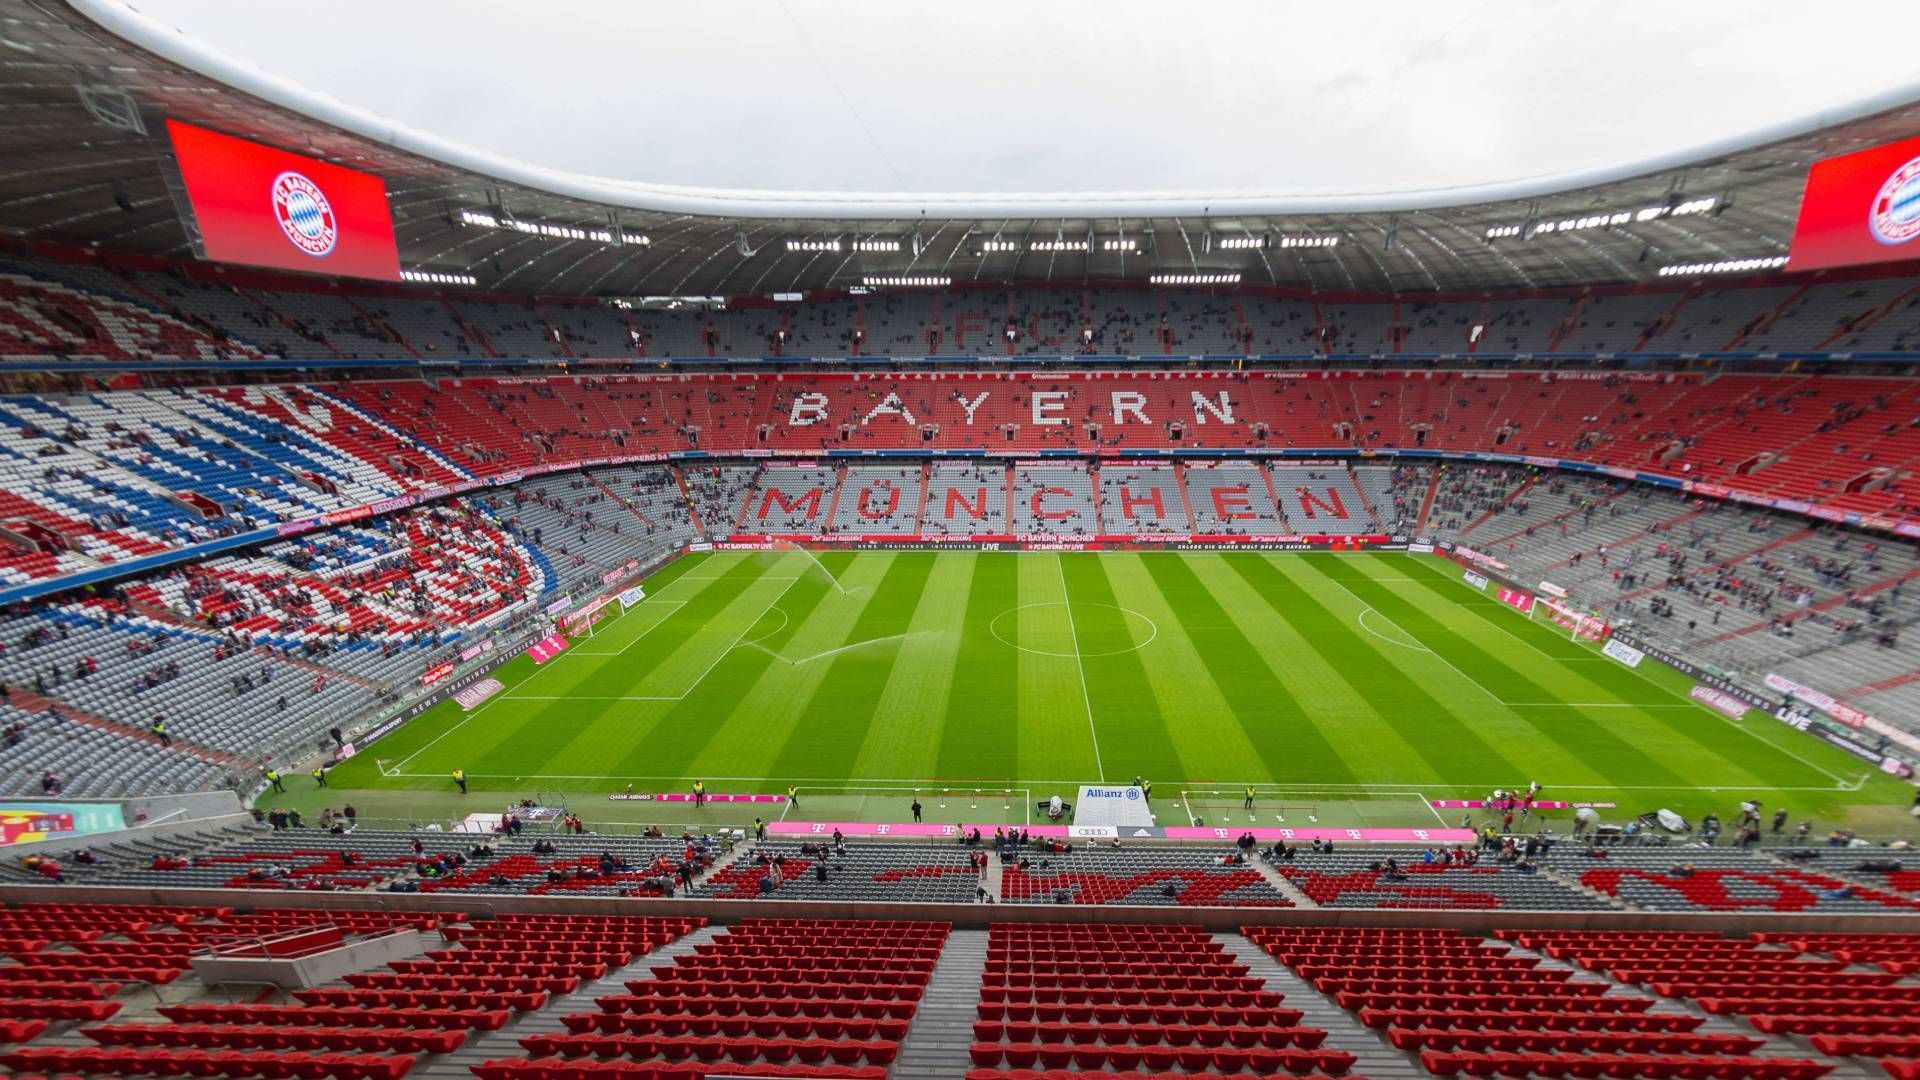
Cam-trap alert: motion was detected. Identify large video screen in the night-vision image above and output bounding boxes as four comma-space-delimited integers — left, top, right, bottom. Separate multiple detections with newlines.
167, 119, 401, 281
1787, 134, 1920, 273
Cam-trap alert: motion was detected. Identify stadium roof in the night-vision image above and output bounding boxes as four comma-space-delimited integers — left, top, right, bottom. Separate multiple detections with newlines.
3, 0, 1920, 296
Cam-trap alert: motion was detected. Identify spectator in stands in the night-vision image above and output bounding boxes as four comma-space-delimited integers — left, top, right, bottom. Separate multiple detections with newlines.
40, 770, 59, 795
24, 855, 63, 882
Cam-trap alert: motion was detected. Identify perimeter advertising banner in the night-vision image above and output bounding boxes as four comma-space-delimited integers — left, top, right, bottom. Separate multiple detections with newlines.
0, 802, 125, 846
1787, 133, 1920, 272
166, 119, 402, 281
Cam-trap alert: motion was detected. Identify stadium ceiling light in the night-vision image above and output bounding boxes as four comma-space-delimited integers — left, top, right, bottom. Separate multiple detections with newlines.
1488, 196, 1718, 240
1218, 235, 1266, 250
1277, 235, 1339, 248
1031, 239, 1089, 252
1150, 273, 1240, 285
853, 239, 901, 252
786, 239, 842, 252
863, 275, 950, 287
1656, 255, 1788, 277
401, 269, 477, 286
458, 208, 612, 244
1102, 238, 1141, 252
979, 239, 1020, 253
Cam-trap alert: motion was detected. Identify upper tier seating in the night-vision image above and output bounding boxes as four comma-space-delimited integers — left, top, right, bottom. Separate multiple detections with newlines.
0, 900, 459, 1071
1500, 927, 1914, 1077
968, 922, 1359, 1078
488, 918, 942, 1080
1254, 926, 1829, 1080
20, 253, 1920, 361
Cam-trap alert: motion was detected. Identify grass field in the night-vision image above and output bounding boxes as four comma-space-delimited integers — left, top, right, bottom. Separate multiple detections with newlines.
313, 550, 1914, 836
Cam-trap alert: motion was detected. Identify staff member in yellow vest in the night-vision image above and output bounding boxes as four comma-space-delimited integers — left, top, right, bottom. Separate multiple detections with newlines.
452, 768, 467, 795
692, 780, 706, 807
265, 768, 284, 793
1244, 786, 1256, 811
786, 784, 799, 810
312, 766, 327, 788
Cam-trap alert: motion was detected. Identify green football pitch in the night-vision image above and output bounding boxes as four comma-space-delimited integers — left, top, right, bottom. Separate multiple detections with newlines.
313, 549, 1914, 836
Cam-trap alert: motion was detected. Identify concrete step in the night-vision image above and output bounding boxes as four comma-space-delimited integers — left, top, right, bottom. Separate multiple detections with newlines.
1248, 857, 1315, 907
893, 927, 988, 1079
1214, 931, 1423, 1080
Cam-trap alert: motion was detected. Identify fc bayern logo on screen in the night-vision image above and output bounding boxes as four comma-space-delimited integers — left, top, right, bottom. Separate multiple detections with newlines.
271, 171, 338, 257
1869, 156, 1920, 247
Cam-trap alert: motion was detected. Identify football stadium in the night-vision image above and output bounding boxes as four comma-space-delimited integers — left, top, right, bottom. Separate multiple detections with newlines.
6, 2, 1920, 1078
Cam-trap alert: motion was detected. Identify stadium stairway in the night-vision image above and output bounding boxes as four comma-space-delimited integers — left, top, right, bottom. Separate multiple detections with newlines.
419, 924, 728, 1080
1251, 856, 1318, 908
1215, 931, 1414, 1080
1535, 860, 1632, 911
690, 842, 755, 890
890, 927, 988, 1079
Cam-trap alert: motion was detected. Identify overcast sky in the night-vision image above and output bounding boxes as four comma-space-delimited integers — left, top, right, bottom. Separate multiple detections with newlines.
127, 0, 1920, 199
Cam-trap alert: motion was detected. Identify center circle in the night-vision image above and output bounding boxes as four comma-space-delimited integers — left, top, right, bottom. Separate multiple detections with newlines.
988, 601, 1158, 658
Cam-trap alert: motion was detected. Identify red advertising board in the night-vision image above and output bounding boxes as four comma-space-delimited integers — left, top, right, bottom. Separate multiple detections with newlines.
1787, 134, 1920, 272
167, 119, 402, 281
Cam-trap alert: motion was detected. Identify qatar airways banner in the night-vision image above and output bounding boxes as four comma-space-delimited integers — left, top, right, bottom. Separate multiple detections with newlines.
166, 119, 401, 281
1788, 134, 1920, 272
